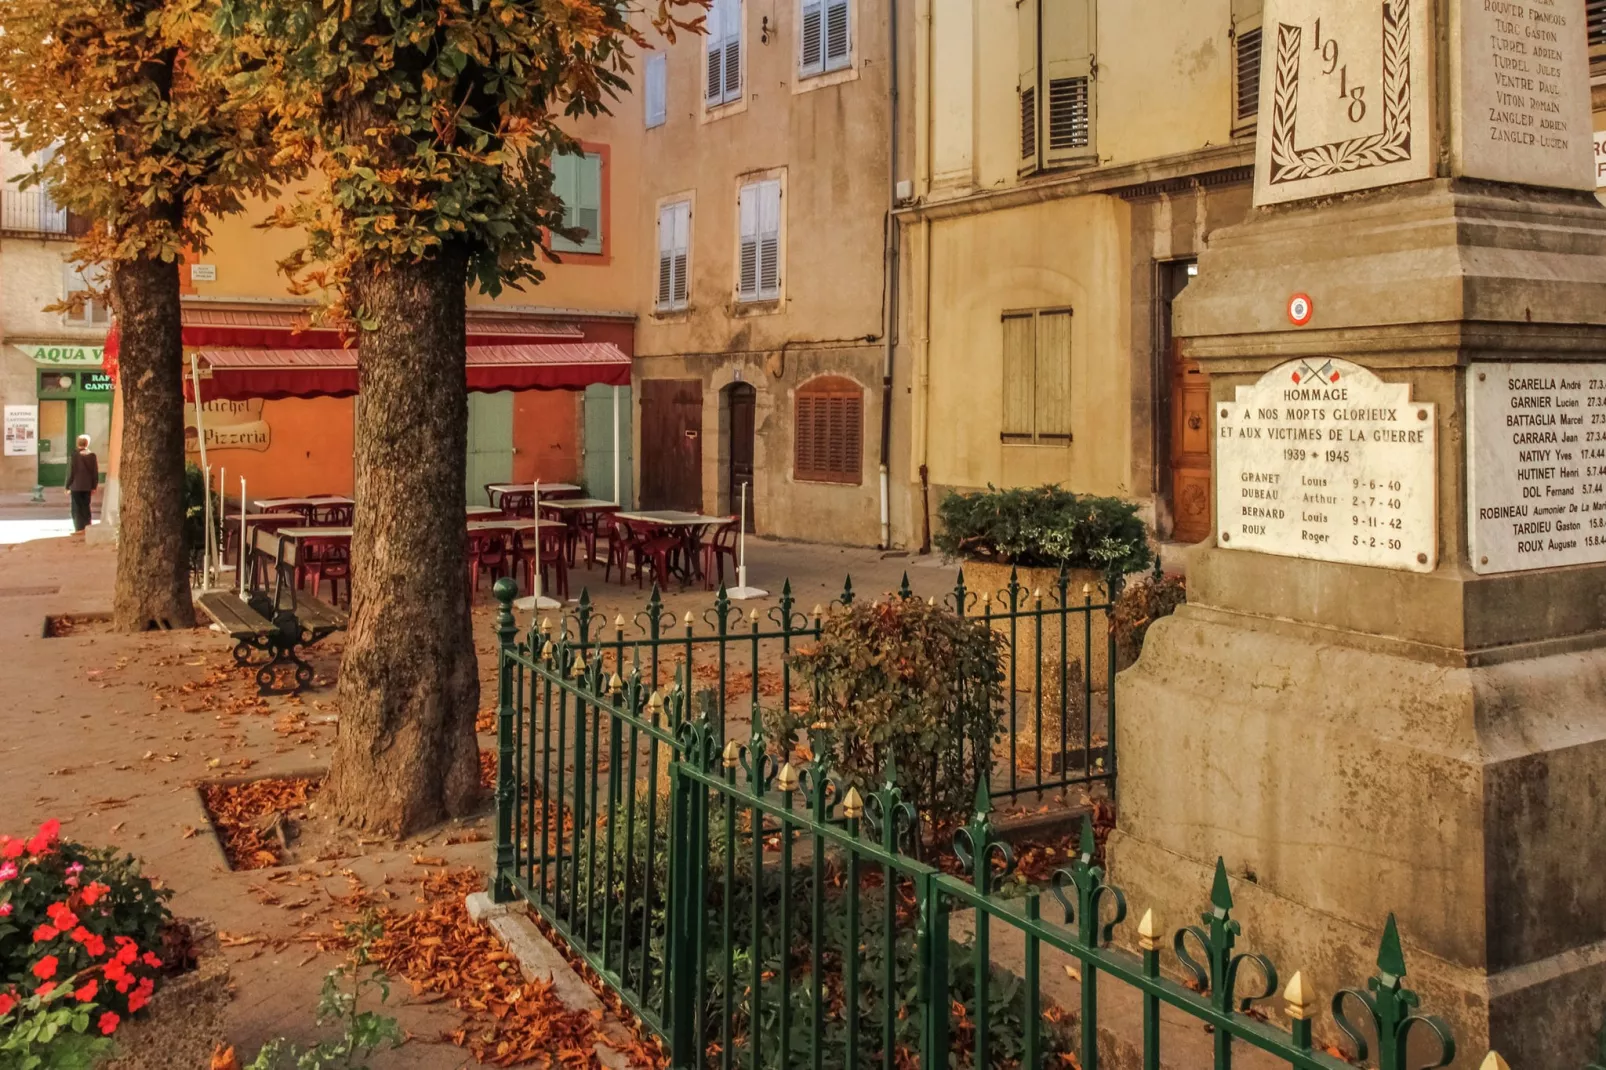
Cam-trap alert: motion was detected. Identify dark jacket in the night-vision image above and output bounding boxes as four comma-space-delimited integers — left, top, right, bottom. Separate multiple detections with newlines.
66, 450, 98, 493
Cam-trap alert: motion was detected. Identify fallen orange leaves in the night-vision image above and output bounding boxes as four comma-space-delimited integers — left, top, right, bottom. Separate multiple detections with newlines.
199, 776, 320, 870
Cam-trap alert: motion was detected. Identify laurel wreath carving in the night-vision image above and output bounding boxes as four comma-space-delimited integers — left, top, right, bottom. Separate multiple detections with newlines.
1269, 0, 1413, 184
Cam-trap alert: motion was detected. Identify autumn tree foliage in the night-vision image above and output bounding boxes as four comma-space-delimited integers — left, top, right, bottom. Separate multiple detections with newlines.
0, 0, 285, 631
215, 0, 702, 835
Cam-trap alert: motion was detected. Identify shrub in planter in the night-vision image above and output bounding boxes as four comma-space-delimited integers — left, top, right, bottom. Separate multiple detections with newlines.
934, 484, 1154, 576
771, 598, 1006, 830
1112, 568, 1186, 671
0, 820, 176, 1065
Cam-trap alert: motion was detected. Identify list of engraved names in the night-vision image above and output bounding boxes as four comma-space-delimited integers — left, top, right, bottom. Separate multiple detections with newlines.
1216, 360, 1438, 573
1467, 363, 1606, 573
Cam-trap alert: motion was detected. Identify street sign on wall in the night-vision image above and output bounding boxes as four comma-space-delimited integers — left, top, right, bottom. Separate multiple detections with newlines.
4, 406, 38, 457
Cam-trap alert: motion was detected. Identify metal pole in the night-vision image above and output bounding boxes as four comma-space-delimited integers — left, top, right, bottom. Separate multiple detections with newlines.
189, 355, 212, 588
239, 477, 248, 598
612, 384, 621, 505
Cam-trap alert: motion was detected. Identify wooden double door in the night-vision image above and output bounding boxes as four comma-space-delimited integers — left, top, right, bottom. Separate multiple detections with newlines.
640, 379, 703, 512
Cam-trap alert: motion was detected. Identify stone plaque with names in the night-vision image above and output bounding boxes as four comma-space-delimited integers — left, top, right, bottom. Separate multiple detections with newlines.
1467, 362, 1606, 574
1216, 359, 1438, 572
1254, 0, 1434, 206
1453, 0, 1593, 189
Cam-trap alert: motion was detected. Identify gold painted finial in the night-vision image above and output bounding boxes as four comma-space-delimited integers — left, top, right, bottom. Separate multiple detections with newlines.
749, 608, 759, 623
1082, 583, 1093, 596
541, 640, 554, 662
777, 762, 800, 793
540, 617, 552, 634
1478, 1054, 1510, 1070
1283, 971, 1318, 1022
614, 613, 625, 629
608, 672, 624, 696
683, 611, 694, 626
570, 652, 588, 678
1033, 587, 1044, 603
647, 690, 664, 712
1137, 909, 1161, 952
841, 786, 864, 819
722, 740, 741, 769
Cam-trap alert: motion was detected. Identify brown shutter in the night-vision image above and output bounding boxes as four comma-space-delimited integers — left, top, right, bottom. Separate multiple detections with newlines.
793, 376, 862, 484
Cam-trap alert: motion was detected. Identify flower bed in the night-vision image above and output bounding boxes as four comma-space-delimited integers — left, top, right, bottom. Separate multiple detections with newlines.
0, 820, 184, 1066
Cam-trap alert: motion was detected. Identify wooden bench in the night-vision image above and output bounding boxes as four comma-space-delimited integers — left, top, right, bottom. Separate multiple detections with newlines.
196, 528, 349, 696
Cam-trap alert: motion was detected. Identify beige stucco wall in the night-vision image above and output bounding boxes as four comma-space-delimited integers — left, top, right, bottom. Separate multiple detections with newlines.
920, 194, 1131, 496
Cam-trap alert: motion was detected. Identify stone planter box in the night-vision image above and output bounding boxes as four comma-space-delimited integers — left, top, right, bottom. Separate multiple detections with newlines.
961, 561, 1113, 766
103, 934, 229, 1070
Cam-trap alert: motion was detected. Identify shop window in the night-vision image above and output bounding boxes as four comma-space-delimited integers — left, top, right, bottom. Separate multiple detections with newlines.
1232, 1, 1262, 134
551, 151, 604, 255
1001, 308, 1072, 444
1018, 0, 1094, 174
794, 376, 862, 484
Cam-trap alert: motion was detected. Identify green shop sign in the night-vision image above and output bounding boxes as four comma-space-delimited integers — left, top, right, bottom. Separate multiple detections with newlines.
19, 344, 104, 367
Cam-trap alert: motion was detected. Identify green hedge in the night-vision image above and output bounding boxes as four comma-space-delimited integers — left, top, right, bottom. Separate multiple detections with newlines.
934, 485, 1153, 575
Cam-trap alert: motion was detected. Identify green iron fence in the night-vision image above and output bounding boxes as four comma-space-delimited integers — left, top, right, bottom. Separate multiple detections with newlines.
489, 578, 1513, 1070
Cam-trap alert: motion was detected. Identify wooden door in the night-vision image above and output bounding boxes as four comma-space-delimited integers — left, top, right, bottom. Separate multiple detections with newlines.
583, 384, 633, 505
640, 379, 703, 511
465, 391, 514, 505
727, 384, 756, 531
1168, 339, 1212, 543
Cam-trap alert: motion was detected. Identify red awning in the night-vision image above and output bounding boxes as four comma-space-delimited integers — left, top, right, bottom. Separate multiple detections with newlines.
185, 342, 631, 401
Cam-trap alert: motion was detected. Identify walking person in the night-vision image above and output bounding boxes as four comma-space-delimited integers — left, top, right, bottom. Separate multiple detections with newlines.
65, 434, 98, 534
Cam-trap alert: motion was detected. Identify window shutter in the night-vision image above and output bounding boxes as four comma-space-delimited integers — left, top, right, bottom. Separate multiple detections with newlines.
758, 181, 781, 298
706, 0, 725, 102
801, 0, 823, 74
646, 53, 667, 128
1034, 310, 1072, 438
793, 377, 862, 484
824, 0, 850, 69
577, 154, 601, 252
724, 9, 742, 101
1042, 0, 1094, 164
673, 203, 690, 308
737, 184, 759, 299
1592, 0, 1606, 58
1234, 27, 1261, 125
1001, 313, 1035, 438
1017, 0, 1038, 169
656, 205, 674, 309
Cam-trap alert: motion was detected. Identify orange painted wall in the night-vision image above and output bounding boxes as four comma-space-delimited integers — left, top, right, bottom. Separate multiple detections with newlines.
185, 395, 355, 500
512, 391, 581, 484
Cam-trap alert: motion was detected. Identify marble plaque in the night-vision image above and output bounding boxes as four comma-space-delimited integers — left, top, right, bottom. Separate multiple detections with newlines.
1254, 0, 1434, 206
1453, 0, 1594, 188
1467, 362, 1606, 574
1216, 359, 1438, 572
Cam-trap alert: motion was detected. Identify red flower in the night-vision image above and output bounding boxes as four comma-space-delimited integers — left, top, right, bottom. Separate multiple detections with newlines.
46, 903, 78, 930
141, 952, 162, 968
81, 932, 105, 957
98, 1011, 119, 1035
80, 882, 109, 906
32, 955, 57, 980
115, 940, 138, 966
33, 924, 58, 942
74, 980, 98, 1003
0, 993, 14, 1016
104, 960, 127, 985
0, 838, 22, 860
127, 978, 153, 1013
36, 981, 54, 997
25, 820, 60, 855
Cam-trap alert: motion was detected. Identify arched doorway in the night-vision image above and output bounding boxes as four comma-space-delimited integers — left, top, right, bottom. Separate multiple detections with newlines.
725, 382, 756, 531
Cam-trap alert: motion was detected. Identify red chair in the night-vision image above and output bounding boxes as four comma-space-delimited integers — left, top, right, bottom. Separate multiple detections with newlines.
310, 501, 353, 525
576, 505, 618, 568
636, 530, 681, 590
515, 526, 570, 600
499, 491, 535, 518
468, 531, 512, 599
701, 517, 740, 591
301, 539, 350, 606
604, 517, 641, 585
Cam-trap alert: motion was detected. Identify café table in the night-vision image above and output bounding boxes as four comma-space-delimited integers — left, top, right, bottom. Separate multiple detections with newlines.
274, 526, 354, 602
539, 497, 621, 566
612, 510, 727, 585
485, 483, 583, 510
465, 505, 504, 518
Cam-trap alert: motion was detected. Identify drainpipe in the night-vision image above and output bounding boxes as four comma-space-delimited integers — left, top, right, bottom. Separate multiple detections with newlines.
877, 0, 901, 550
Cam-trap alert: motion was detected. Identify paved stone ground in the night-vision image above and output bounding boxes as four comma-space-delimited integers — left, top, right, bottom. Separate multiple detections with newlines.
0, 517, 931, 1066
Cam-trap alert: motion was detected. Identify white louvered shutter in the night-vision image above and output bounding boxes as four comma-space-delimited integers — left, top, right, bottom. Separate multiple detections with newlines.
800, 0, 823, 75
723, 0, 742, 101
1017, 0, 1038, 169
757, 181, 781, 299
657, 205, 675, 309
1042, 0, 1094, 164
737, 184, 759, 300
646, 53, 667, 128
670, 203, 690, 308
706, 0, 725, 102
824, 0, 850, 70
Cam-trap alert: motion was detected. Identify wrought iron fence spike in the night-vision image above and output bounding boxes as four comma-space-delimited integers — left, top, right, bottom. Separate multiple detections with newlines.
1137, 908, 1161, 951
927, 596, 935, 606
647, 690, 664, 712
777, 762, 799, 793
614, 614, 625, 629
1210, 858, 1234, 913
682, 611, 694, 627
1034, 587, 1044, 602
721, 740, 740, 769
811, 603, 824, 619
749, 608, 758, 623
1283, 971, 1317, 1021
1376, 913, 1407, 980
1478, 1052, 1510, 1070
539, 616, 552, 634
1078, 815, 1096, 862
841, 786, 864, 819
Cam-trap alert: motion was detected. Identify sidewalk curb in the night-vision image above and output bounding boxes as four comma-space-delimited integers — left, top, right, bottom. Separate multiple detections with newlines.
463, 893, 636, 1069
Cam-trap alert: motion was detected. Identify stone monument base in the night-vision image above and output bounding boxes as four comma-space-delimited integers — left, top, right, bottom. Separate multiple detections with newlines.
1109, 595, 1606, 1063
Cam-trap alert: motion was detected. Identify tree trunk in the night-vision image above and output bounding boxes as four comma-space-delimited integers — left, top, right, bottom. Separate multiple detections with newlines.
322, 248, 481, 836
110, 255, 196, 631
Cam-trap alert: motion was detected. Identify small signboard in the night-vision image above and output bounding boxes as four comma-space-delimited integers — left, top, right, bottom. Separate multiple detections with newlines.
4, 406, 38, 458
189, 263, 217, 283
1215, 358, 1438, 572
18, 344, 103, 367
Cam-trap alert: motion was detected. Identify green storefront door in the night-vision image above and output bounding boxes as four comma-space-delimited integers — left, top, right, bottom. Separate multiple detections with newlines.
37, 369, 112, 488
465, 390, 514, 506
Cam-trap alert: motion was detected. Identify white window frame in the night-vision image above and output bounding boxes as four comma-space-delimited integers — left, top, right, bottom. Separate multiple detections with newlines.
655, 198, 692, 314
800, 0, 851, 78
735, 176, 783, 305
705, 0, 744, 108
645, 53, 667, 129
63, 265, 109, 327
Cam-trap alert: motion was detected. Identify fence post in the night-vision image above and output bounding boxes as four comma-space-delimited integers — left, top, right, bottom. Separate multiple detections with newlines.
491, 577, 520, 903
666, 733, 697, 1069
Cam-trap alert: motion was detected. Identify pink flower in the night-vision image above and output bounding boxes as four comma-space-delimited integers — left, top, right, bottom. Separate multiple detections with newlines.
0, 863, 16, 882
65, 862, 83, 876
0, 902, 11, 917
